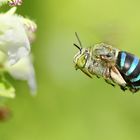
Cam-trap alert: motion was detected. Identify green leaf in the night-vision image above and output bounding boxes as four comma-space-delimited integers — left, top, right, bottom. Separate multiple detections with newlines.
0, 76, 15, 98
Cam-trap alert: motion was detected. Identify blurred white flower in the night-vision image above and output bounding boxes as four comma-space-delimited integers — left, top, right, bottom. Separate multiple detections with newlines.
8, 0, 22, 6
0, 0, 38, 97
20, 16, 37, 43
5, 55, 37, 95
0, 0, 22, 6
0, 7, 37, 65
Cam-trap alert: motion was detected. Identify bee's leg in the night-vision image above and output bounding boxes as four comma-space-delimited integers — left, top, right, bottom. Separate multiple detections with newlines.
105, 79, 115, 87
96, 75, 100, 79
129, 88, 139, 93
120, 85, 127, 91
103, 67, 115, 87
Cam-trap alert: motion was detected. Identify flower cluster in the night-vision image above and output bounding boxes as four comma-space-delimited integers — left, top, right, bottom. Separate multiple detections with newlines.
8, 0, 22, 6
0, 0, 37, 98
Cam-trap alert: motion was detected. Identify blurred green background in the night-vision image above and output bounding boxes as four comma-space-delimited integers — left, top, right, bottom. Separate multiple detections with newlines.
1, 0, 140, 140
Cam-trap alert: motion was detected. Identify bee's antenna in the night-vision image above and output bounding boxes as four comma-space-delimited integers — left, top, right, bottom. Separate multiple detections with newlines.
75, 32, 83, 48
73, 43, 81, 51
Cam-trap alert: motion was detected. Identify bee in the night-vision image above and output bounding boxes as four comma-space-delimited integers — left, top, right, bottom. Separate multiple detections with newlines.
73, 33, 140, 93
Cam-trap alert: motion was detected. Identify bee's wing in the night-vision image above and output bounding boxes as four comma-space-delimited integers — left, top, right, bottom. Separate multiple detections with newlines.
110, 66, 126, 86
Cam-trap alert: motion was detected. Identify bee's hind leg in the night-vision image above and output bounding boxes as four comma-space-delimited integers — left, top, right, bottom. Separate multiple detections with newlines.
129, 88, 139, 93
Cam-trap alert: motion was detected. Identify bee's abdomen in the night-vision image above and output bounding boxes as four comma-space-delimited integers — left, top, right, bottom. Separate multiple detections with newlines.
116, 51, 140, 88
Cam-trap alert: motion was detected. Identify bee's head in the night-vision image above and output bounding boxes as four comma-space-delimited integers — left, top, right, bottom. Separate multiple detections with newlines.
73, 33, 92, 78
73, 46, 89, 69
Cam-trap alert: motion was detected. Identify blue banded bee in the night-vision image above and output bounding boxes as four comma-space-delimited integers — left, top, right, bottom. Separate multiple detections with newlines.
73, 33, 140, 93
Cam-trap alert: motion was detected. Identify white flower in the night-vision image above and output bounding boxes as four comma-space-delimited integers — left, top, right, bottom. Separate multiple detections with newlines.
0, 0, 38, 97
0, 0, 22, 6
20, 16, 37, 43
0, 7, 37, 65
8, 0, 22, 6
5, 55, 37, 95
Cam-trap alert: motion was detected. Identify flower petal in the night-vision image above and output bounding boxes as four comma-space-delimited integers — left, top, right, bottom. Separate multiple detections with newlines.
20, 17, 37, 43
0, 9, 30, 65
5, 55, 37, 95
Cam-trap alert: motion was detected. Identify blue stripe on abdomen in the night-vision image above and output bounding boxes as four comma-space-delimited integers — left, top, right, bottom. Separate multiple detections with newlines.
125, 56, 139, 76
130, 74, 140, 82
120, 52, 126, 69
132, 85, 140, 89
